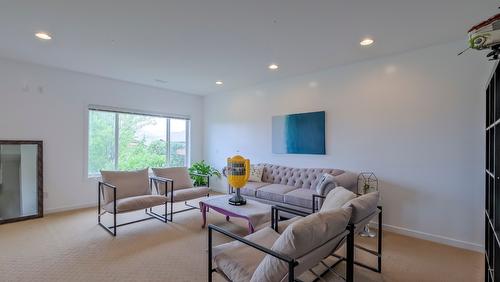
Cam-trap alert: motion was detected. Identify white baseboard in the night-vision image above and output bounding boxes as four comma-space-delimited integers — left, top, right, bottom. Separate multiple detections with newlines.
45, 202, 96, 214
369, 221, 483, 253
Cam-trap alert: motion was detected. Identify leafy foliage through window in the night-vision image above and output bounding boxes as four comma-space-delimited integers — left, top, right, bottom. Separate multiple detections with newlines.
88, 109, 189, 176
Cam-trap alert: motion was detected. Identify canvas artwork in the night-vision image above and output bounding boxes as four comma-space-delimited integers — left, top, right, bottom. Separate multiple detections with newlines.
272, 111, 326, 155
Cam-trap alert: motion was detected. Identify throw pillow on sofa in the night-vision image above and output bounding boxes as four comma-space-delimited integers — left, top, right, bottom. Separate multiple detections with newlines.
315, 173, 337, 195
248, 165, 264, 182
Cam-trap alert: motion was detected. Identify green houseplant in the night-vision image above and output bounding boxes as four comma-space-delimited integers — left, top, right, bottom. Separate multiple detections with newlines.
189, 160, 221, 186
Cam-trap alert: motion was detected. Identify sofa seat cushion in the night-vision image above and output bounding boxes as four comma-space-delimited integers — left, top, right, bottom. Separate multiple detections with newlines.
166, 187, 209, 202
213, 227, 280, 282
240, 182, 269, 197
256, 184, 297, 203
283, 188, 315, 208
103, 195, 166, 214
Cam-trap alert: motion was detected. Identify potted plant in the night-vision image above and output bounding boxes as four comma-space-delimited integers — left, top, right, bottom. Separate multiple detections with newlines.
189, 160, 221, 186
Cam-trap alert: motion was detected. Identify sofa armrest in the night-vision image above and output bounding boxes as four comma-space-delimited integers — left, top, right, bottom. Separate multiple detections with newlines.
334, 171, 358, 193
322, 182, 337, 196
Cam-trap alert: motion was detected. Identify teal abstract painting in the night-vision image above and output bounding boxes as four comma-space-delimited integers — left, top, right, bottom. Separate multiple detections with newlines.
272, 111, 325, 154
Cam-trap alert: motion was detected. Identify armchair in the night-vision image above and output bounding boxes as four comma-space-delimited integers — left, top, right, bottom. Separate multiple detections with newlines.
208, 204, 353, 282
271, 188, 382, 281
98, 168, 168, 236
151, 167, 210, 222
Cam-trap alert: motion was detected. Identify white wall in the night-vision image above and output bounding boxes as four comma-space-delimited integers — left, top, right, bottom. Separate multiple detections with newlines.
0, 58, 204, 213
204, 41, 493, 251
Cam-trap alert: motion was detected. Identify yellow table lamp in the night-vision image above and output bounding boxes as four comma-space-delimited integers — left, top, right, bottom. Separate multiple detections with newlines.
227, 155, 250, 206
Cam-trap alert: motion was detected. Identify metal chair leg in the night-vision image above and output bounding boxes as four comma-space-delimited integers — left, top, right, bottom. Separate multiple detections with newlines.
377, 206, 383, 272
113, 188, 117, 236
346, 225, 354, 282
97, 183, 101, 224
208, 227, 213, 282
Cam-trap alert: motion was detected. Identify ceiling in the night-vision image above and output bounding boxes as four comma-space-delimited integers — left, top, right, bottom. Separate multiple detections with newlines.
0, 1, 497, 95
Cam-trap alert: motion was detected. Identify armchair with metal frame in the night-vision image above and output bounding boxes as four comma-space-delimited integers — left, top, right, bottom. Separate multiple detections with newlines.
313, 193, 383, 275
97, 169, 170, 237
208, 204, 354, 282
151, 167, 210, 222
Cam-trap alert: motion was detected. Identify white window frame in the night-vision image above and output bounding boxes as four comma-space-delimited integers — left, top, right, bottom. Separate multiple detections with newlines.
86, 105, 191, 178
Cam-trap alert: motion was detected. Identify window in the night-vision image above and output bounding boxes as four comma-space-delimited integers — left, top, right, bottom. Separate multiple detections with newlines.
88, 107, 190, 176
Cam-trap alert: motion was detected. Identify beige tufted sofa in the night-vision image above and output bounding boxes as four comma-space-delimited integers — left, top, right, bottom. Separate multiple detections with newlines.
231, 163, 357, 212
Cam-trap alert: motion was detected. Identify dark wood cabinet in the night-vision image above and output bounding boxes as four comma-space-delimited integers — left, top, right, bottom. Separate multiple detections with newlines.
486, 62, 500, 282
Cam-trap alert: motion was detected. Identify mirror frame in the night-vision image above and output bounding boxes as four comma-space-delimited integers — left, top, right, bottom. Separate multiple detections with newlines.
0, 140, 43, 224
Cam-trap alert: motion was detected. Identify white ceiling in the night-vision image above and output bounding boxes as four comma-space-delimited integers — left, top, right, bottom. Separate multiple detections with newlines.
0, 1, 497, 95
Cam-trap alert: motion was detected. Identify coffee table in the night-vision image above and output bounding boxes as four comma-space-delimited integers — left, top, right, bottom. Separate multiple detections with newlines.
199, 195, 271, 234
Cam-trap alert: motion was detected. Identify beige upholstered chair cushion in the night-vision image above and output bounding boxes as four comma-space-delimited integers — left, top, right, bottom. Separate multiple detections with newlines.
343, 191, 379, 224
213, 227, 280, 282
103, 195, 166, 213
251, 207, 352, 282
151, 167, 193, 193
166, 187, 209, 202
320, 186, 356, 212
100, 169, 150, 204
276, 217, 301, 234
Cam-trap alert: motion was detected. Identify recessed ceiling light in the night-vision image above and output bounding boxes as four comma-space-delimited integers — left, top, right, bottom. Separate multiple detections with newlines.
215, 80, 223, 85
268, 64, 279, 70
35, 32, 52, 40
360, 38, 374, 46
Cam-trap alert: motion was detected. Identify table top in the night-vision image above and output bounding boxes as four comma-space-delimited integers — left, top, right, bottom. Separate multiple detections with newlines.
200, 195, 271, 217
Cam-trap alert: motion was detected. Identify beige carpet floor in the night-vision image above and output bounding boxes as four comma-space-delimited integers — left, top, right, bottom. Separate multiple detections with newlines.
0, 200, 483, 282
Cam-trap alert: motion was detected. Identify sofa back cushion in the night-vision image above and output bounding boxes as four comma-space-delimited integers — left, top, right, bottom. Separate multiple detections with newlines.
343, 191, 379, 224
250, 207, 352, 282
100, 168, 150, 204
320, 186, 356, 212
152, 167, 193, 193
259, 163, 346, 190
